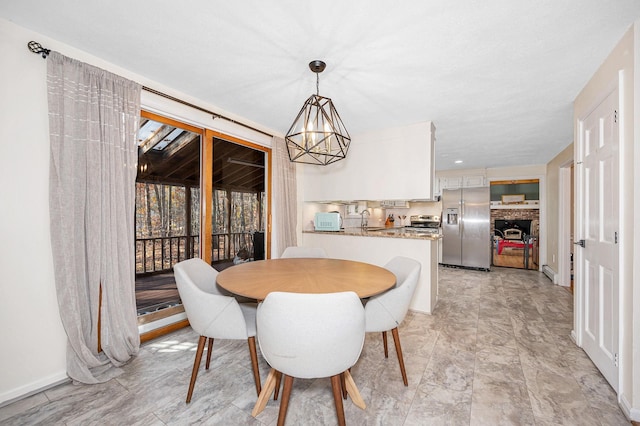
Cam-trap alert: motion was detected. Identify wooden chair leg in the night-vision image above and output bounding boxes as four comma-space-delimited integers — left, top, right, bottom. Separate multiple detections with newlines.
247, 337, 262, 395
252, 368, 277, 417
382, 331, 388, 358
274, 370, 282, 400
391, 327, 408, 386
340, 371, 347, 399
186, 335, 206, 403
277, 375, 294, 426
343, 370, 366, 409
205, 338, 214, 369
331, 374, 346, 426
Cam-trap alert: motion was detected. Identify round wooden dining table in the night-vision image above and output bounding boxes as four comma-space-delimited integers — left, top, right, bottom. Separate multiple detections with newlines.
216, 257, 397, 417
216, 257, 396, 300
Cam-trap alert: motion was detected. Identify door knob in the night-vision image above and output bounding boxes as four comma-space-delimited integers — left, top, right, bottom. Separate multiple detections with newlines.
574, 239, 585, 248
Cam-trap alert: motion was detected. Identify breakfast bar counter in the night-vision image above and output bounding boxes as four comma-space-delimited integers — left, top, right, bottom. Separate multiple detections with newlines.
303, 227, 442, 240
301, 228, 440, 314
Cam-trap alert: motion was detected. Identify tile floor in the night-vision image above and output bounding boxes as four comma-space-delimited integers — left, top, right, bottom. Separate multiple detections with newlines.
0, 266, 630, 425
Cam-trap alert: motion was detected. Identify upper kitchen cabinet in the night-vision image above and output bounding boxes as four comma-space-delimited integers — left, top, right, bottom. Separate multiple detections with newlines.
438, 176, 463, 190
434, 171, 487, 196
463, 175, 487, 188
302, 122, 435, 202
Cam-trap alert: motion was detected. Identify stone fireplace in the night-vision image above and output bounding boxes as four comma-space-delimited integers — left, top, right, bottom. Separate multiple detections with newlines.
491, 208, 540, 269
490, 209, 540, 238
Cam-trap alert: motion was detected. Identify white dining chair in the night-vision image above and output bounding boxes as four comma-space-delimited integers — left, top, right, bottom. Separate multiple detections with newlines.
257, 291, 365, 426
364, 256, 421, 386
173, 258, 262, 403
280, 246, 328, 258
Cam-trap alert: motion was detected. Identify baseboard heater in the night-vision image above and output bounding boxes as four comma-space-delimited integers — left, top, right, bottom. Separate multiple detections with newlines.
542, 265, 557, 283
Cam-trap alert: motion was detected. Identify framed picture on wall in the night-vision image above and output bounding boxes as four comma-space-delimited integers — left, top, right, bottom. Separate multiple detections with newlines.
501, 194, 525, 204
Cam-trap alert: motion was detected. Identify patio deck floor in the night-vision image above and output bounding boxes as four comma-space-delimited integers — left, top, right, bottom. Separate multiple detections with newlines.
135, 261, 235, 315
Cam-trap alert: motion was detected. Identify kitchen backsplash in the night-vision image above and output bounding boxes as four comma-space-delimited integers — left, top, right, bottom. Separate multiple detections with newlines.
303, 201, 442, 230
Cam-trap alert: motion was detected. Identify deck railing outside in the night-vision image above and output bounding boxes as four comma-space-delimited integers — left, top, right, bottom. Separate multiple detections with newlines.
135, 235, 200, 274
135, 232, 254, 274
211, 232, 254, 262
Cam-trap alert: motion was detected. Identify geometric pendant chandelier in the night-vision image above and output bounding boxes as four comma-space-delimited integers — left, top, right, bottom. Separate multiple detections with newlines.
285, 60, 351, 165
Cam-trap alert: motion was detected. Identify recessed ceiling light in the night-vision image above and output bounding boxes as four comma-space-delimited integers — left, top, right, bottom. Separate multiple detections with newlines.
454, 160, 463, 164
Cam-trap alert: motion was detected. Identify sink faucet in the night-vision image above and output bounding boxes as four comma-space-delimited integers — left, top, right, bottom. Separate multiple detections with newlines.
360, 209, 370, 229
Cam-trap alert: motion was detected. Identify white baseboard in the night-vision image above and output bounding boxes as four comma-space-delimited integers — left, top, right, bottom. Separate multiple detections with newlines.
619, 393, 640, 421
542, 265, 558, 284
0, 372, 69, 408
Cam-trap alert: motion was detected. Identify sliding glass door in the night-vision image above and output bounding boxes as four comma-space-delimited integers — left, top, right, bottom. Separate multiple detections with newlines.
209, 136, 268, 269
135, 112, 202, 322
134, 112, 271, 340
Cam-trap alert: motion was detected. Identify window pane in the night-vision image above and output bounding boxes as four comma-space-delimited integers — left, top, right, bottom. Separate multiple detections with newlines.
135, 116, 201, 318
213, 189, 228, 233
231, 191, 259, 232
135, 183, 187, 239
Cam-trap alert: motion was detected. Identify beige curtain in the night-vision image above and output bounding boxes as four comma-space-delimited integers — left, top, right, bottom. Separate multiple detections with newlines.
47, 51, 141, 383
272, 136, 297, 255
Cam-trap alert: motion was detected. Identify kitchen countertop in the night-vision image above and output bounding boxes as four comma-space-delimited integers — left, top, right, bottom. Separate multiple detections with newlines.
303, 227, 442, 240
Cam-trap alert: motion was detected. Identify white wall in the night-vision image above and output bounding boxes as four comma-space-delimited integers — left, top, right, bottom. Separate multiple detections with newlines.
634, 21, 640, 421
0, 19, 68, 405
545, 144, 574, 278
0, 18, 277, 405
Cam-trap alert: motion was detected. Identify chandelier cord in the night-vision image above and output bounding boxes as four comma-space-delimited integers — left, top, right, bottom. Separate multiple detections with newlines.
316, 73, 320, 96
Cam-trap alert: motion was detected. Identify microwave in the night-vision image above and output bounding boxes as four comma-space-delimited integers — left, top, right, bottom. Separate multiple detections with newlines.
314, 212, 342, 231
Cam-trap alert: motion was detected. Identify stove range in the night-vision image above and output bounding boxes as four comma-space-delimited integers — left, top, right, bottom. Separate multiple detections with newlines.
403, 227, 440, 234
404, 215, 441, 234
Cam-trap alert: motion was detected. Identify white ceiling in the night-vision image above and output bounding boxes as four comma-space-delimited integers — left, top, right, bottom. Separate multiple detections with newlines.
2, 1, 640, 170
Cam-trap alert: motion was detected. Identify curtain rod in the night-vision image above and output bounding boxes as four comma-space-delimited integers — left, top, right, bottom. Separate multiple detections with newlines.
27, 41, 274, 138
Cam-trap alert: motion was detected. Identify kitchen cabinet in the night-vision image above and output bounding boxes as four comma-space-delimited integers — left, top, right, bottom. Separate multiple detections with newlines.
381, 200, 410, 208
433, 176, 440, 197
463, 175, 487, 187
439, 176, 463, 190
435, 174, 487, 196
302, 122, 435, 202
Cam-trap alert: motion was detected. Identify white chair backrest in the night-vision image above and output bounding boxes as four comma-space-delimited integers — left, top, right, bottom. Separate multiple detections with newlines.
257, 291, 365, 379
364, 256, 421, 332
281, 246, 328, 258
174, 258, 249, 339
173, 257, 226, 295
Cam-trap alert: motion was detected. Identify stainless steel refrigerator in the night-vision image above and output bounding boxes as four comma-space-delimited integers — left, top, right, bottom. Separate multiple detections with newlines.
441, 187, 490, 270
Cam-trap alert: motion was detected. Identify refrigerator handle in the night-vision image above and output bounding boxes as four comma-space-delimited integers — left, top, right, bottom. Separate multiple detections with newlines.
460, 199, 464, 234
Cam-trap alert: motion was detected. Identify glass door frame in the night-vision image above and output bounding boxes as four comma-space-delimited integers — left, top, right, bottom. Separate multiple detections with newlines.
137, 111, 272, 342
202, 129, 272, 264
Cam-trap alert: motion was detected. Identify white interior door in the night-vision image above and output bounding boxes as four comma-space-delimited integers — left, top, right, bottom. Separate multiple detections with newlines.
577, 89, 619, 390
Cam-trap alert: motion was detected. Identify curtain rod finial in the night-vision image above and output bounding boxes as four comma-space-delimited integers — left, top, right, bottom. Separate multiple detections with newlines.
27, 41, 50, 59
